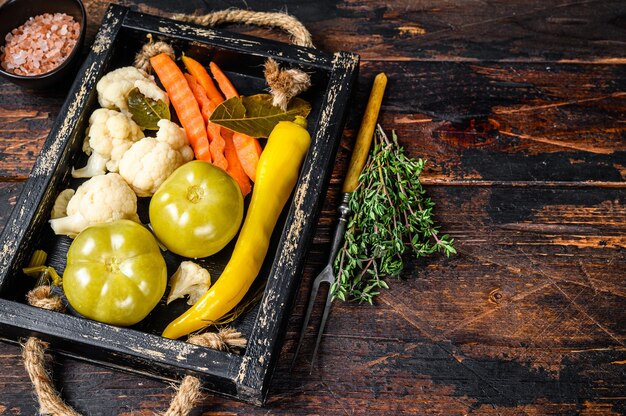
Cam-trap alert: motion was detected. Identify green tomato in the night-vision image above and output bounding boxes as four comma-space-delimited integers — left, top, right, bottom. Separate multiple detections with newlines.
149, 161, 244, 258
63, 219, 167, 326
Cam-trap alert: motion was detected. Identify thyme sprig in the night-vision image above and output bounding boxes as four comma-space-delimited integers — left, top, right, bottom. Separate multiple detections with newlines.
332, 126, 455, 304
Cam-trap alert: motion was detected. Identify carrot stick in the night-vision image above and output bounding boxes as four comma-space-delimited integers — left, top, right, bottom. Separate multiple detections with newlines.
207, 123, 228, 171
184, 73, 229, 170
150, 53, 210, 162
184, 73, 212, 123
223, 130, 251, 196
232, 132, 262, 182
209, 62, 239, 99
182, 56, 225, 105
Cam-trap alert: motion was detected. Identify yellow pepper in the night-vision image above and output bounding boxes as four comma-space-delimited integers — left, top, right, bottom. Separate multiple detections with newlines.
162, 116, 312, 339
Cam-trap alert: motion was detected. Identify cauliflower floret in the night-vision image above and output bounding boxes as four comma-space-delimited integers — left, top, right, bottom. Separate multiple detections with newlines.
119, 119, 194, 197
155, 119, 195, 162
49, 173, 140, 237
50, 189, 75, 219
96, 66, 168, 114
72, 108, 144, 178
167, 261, 211, 305
72, 151, 108, 178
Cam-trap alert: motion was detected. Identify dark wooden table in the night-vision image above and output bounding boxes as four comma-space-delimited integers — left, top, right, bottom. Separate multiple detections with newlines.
1, 1, 625, 414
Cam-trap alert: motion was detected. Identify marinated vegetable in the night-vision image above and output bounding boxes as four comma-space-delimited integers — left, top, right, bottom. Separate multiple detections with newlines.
96, 66, 168, 115
149, 161, 244, 259
63, 220, 167, 326
167, 261, 211, 305
150, 53, 211, 162
162, 116, 311, 339
49, 173, 139, 237
118, 119, 194, 197
72, 108, 144, 178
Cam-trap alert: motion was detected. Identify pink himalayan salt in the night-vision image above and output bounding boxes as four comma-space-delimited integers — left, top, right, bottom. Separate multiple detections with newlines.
0, 13, 80, 76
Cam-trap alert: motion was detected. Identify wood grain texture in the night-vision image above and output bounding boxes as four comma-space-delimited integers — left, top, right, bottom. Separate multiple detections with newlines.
0, 0, 625, 414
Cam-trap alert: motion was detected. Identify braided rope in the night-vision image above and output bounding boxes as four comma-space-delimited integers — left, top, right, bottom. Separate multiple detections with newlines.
188, 327, 247, 351
23, 285, 246, 415
172, 9, 313, 48
135, 9, 314, 109
161, 376, 203, 416
23, 337, 81, 416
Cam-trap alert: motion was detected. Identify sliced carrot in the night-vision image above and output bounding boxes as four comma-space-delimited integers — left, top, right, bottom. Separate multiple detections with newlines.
184, 72, 228, 170
184, 73, 212, 123
185, 74, 228, 171
209, 62, 239, 99
222, 130, 251, 196
232, 132, 262, 182
207, 123, 228, 171
182, 56, 225, 105
150, 53, 210, 162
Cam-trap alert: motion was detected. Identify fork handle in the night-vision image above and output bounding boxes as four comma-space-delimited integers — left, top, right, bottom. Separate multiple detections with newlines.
342, 72, 387, 193
328, 193, 351, 264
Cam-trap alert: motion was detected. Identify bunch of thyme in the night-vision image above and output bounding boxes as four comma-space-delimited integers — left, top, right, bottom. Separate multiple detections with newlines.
332, 125, 455, 303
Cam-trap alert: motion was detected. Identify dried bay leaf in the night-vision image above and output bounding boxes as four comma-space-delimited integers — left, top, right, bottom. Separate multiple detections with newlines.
127, 87, 171, 130
209, 94, 311, 138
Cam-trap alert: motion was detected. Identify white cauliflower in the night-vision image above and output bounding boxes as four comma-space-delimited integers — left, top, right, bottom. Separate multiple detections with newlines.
72, 108, 144, 178
49, 173, 140, 237
155, 118, 195, 162
96, 66, 169, 114
119, 119, 194, 197
50, 189, 75, 219
167, 261, 211, 305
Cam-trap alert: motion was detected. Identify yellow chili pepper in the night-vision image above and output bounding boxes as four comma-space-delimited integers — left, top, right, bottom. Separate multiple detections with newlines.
162, 116, 312, 339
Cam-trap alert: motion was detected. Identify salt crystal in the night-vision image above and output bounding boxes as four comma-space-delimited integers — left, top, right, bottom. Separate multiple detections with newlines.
13, 51, 25, 65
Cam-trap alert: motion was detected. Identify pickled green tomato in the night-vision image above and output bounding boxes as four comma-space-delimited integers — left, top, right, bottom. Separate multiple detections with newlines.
149, 161, 244, 258
63, 220, 167, 326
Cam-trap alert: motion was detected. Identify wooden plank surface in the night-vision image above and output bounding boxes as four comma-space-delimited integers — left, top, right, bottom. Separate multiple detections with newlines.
1, 0, 625, 414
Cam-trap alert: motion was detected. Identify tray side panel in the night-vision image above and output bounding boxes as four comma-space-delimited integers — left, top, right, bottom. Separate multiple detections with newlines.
0, 300, 240, 397
121, 11, 333, 70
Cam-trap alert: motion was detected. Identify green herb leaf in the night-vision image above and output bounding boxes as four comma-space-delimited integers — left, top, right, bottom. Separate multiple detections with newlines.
332, 126, 455, 303
209, 94, 311, 138
127, 87, 171, 130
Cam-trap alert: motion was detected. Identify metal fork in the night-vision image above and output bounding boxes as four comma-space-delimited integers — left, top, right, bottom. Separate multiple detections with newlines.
292, 73, 388, 370
291, 193, 351, 369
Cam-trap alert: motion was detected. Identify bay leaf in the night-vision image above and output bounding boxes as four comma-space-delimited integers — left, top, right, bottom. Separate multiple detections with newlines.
209, 94, 311, 138
127, 87, 171, 130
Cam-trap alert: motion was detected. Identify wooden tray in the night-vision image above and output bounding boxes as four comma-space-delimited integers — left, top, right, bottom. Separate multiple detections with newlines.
0, 5, 358, 405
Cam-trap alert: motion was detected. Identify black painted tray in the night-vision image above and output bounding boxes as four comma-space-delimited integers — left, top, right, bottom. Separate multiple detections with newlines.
0, 5, 358, 405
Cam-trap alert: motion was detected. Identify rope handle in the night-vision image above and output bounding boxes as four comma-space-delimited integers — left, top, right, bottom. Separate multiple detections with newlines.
134, 9, 314, 110
172, 9, 314, 48
25, 286, 246, 415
